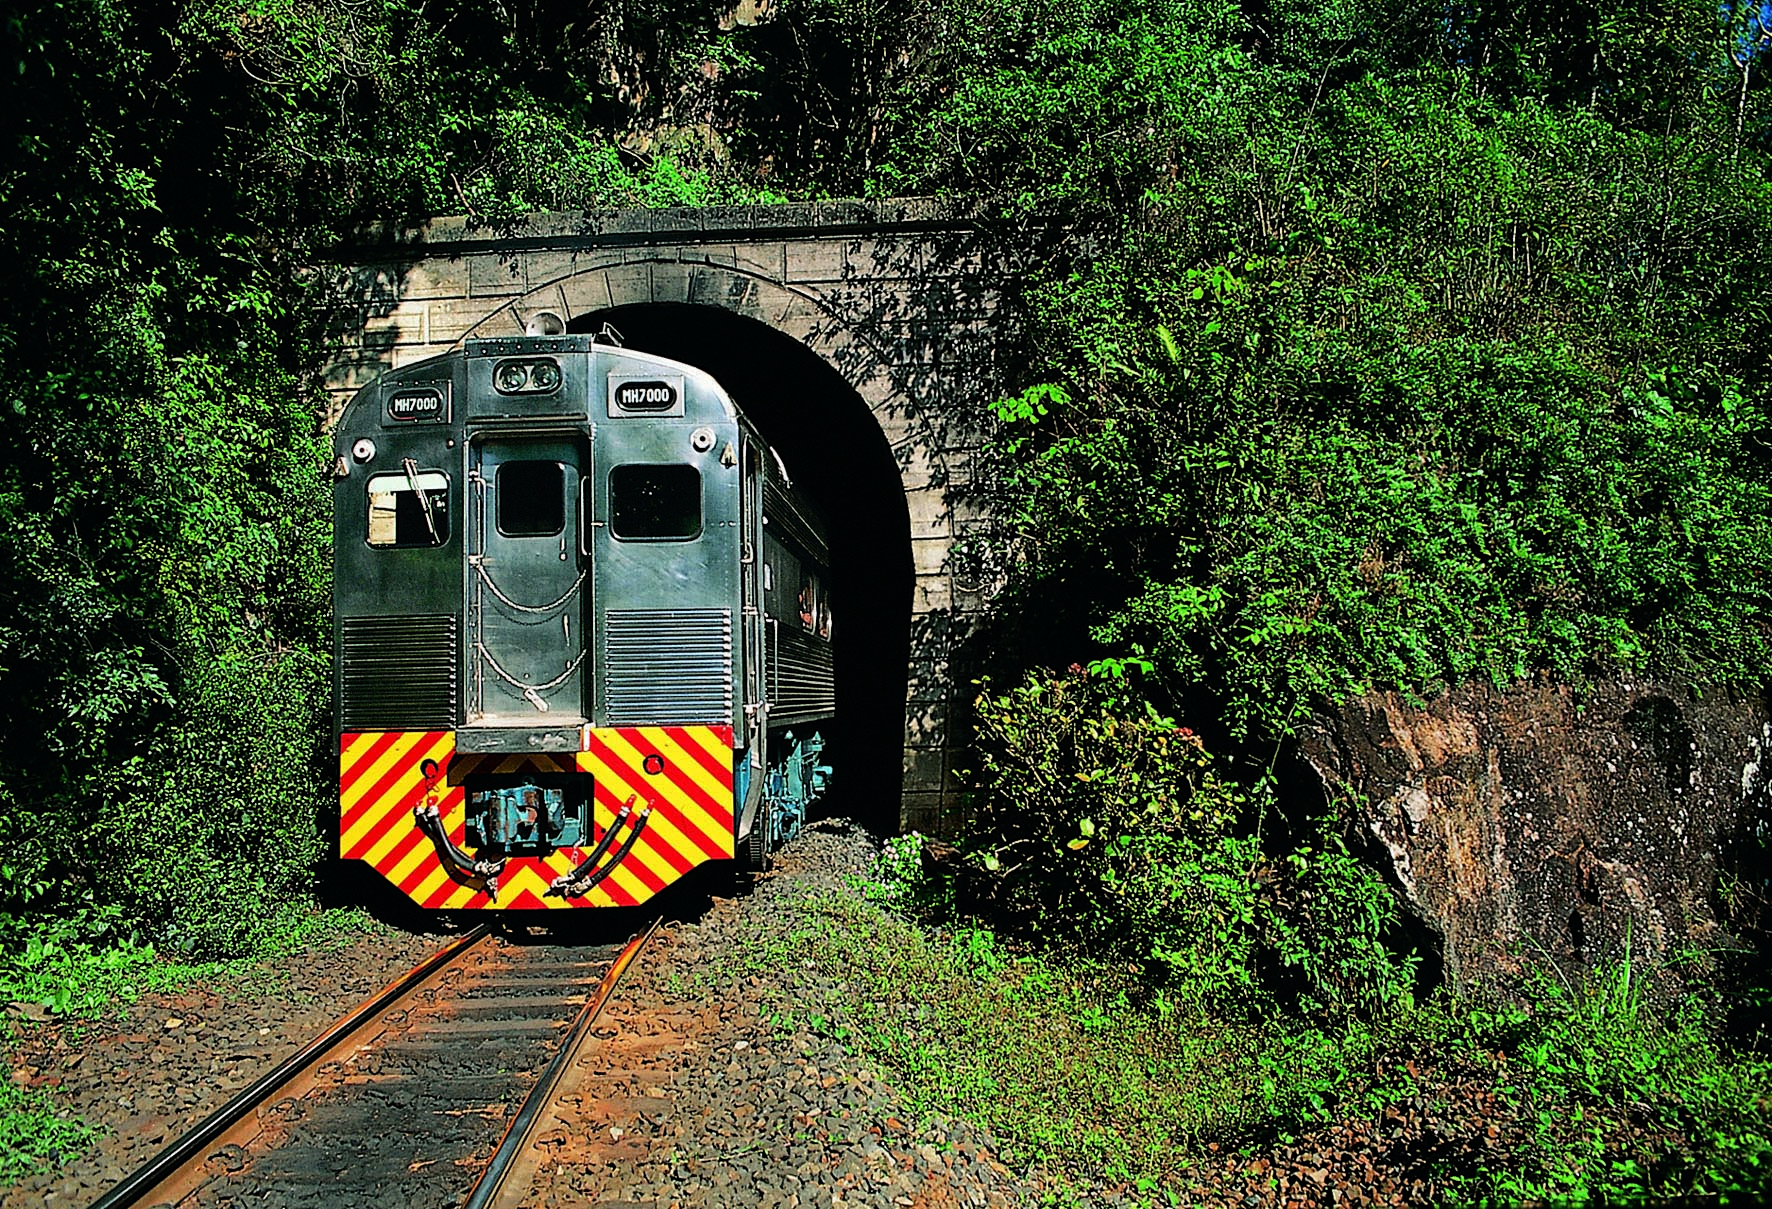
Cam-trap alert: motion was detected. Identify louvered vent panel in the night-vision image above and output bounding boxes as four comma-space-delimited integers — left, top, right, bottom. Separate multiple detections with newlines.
604, 609, 732, 725
772, 628, 836, 720
341, 616, 457, 730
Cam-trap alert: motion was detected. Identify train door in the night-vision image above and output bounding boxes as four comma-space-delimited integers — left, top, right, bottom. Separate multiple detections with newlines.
467, 436, 588, 723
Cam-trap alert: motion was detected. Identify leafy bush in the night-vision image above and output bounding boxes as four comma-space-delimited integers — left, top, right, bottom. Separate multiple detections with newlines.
0, 0, 788, 958
960, 666, 1416, 1014
826, 845, 1772, 1202
95, 652, 333, 957
0, 920, 216, 1020
800, 847, 1772, 1201
0, 904, 380, 1020
929, 9, 1772, 741
894, 0, 1771, 1036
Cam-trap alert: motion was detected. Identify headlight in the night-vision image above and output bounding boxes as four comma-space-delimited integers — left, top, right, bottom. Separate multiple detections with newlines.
492, 358, 563, 395
529, 360, 562, 392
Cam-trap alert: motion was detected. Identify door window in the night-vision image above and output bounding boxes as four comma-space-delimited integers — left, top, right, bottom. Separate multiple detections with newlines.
496, 460, 565, 537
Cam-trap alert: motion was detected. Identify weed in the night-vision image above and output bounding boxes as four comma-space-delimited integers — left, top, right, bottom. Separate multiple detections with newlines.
0, 904, 384, 1021
952, 669, 1418, 1017
0, 1080, 94, 1183
0, 928, 222, 1020
1431, 965, 1772, 1203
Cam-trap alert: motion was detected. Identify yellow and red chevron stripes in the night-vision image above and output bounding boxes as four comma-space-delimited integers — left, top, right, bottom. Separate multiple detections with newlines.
339, 727, 735, 910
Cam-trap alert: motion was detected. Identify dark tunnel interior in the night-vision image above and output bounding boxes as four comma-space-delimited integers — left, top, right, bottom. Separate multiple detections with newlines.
569, 303, 913, 836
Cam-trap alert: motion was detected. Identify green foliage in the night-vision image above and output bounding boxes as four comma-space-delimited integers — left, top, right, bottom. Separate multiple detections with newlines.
0, 916, 220, 1020
0, 901, 380, 1185
0, 904, 378, 1018
961, 666, 1416, 1014
773, 881, 1380, 1183
0, 1081, 94, 1184
864, 0, 1772, 738
1430, 962, 1772, 1203
864, 832, 938, 909
783, 848, 1772, 1202
0, 0, 793, 957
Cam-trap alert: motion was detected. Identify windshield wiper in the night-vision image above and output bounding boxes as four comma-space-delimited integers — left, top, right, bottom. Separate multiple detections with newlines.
402, 457, 440, 544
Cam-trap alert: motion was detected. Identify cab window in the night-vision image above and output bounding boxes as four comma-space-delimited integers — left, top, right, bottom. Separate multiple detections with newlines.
610, 464, 701, 540
367, 470, 449, 548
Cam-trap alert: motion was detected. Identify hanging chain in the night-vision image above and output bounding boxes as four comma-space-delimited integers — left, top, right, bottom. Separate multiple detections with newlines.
469, 558, 585, 615
473, 641, 587, 695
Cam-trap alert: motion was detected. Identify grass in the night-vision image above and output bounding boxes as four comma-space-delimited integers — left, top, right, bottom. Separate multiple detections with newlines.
1432, 965, 1772, 1204
752, 886, 1379, 1187
740, 846, 1772, 1206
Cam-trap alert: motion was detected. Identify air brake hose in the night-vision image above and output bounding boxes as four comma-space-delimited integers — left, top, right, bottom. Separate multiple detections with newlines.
546, 805, 652, 898
413, 804, 507, 901
544, 798, 634, 897
574, 807, 652, 894
412, 805, 472, 872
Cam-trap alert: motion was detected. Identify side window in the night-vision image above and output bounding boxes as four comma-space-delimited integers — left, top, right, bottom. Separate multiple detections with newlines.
610, 464, 701, 541
367, 470, 450, 548
762, 543, 797, 621
496, 460, 565, 537
797, 574, 833, 637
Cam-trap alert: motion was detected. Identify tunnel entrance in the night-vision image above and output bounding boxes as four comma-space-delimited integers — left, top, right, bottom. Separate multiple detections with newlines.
568, 303, 913, 836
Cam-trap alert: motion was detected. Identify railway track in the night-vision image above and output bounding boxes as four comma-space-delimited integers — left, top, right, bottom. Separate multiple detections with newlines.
89, 922, 657, 1209
463, 919, 659, 1209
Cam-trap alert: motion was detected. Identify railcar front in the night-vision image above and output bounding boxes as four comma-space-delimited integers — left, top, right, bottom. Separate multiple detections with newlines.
334, 335, 761, 910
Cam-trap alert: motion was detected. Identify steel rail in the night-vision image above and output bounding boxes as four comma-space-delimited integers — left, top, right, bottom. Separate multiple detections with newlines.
462, 916, 662, 1209
88, 924, 491, 1209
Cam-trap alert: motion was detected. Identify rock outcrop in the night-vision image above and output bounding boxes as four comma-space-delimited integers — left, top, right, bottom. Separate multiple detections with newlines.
1301, 678, 1770, 992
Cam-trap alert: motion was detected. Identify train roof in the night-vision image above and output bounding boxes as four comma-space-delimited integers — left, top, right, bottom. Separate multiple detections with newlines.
337, 337, 740, 430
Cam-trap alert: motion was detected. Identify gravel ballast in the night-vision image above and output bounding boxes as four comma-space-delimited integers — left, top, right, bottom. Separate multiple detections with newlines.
2, 922, 448, 1207
6, 817, 1482, 1208
513, 819, 1041, 1209
2, 824, 1047, 1209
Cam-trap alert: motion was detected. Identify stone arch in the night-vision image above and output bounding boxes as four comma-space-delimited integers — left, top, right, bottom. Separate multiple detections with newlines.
452, 259, 956, 504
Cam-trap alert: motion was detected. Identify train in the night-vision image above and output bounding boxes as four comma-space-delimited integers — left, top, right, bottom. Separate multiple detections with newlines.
332, 332, 834, 910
